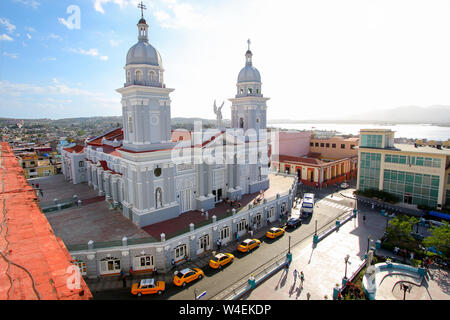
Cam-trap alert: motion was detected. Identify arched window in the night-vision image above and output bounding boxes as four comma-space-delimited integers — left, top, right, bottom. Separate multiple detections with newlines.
135, 70, 142, 81
127, 71, 131, 82
256, 88, 260, 94
240, 88, 244, 94
149, 70, 156, 82
248, 87, 253, 95
239, 118, 244, 129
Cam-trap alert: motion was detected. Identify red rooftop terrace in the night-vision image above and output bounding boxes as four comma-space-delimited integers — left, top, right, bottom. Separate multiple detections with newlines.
0, 142, 92, 300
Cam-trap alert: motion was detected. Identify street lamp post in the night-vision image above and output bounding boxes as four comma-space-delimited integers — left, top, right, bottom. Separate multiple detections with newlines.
344, 254, 350, 279
400, 283, 411, 300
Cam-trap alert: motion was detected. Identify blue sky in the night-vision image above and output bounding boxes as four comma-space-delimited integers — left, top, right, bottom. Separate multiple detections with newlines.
2, 0, 450, 120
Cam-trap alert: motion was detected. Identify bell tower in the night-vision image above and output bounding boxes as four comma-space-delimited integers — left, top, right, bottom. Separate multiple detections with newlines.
229, 40, 269, 141
117, 4, 174, 152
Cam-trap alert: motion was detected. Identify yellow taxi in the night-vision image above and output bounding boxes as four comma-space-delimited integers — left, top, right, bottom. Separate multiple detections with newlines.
173, 268, 204, 287
237, 239, 261, 253
131, 278, 165, 296
266, 227, 285, 239
209, 253, 235, 269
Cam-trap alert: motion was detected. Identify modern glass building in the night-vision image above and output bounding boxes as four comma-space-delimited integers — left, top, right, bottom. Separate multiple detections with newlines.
357, 129, 450, 209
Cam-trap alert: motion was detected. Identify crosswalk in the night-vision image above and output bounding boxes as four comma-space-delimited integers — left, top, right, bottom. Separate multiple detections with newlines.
317, 199, 353, 212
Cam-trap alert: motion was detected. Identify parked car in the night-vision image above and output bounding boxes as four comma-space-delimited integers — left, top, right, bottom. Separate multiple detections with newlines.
266, 227, 285, 239
131, 278, 165, 296
340, 182, 349, 189
237, 239, 261, 253
286, 217, 302, 229
209, 253, 235, 269
173, 268, 204, 287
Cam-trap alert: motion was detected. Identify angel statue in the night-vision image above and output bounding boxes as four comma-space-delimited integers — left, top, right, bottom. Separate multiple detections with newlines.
213, 100, 225, 129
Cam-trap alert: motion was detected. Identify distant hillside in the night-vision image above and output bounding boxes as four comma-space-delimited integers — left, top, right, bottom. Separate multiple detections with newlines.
0, 116, 232, 129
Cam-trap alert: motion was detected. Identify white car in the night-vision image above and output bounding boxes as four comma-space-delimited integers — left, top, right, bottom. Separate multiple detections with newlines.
340, 182, 349, 189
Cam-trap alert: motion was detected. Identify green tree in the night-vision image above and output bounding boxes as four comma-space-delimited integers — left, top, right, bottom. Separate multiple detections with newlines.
386, 215, 419, 247
423, 223, 450, 259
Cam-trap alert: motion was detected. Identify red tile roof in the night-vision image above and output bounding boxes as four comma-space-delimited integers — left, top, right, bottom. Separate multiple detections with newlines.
87, 128, 123, 146
63, 145, 85, 153
0, 143, 92, 300
276, 154, 322, 165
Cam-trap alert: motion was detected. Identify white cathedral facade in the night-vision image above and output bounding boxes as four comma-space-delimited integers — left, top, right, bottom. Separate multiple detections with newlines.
62, 16, 270, 228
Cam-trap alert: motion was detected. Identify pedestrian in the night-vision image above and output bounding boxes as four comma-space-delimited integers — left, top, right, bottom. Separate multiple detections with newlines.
122, 274, 127, 288
363, 214, 366, 223
36, 183, 39, 189
171, 259, 175, 269
293, 269, 298, 279
119, 270, 124, 281
236, 233, 239, 241
153, 267, 158, 276
410, 252, 414, 260
306, 292, 311, 300
32, 183, 35, 188
300, 271, 304, 283
217, 239, 222, 250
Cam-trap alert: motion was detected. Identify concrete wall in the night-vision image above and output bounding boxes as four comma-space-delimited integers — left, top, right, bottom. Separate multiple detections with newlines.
272, 131, 311, 158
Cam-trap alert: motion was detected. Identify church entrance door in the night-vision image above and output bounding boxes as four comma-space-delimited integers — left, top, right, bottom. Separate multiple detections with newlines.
212, 189, 223, 203
179, 188, 192, 213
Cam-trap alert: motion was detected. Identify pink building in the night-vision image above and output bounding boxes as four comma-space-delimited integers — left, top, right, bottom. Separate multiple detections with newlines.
271, 130, 311, 158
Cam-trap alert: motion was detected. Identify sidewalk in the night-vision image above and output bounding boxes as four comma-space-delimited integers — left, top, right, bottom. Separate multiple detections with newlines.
243, 208, 386, 300
243, 207, 449, 300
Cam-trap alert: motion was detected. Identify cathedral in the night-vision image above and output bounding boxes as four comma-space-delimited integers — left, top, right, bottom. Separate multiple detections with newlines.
61, 13, 270, 228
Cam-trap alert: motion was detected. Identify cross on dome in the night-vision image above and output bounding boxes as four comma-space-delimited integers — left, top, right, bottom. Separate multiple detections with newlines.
138, 1, 147, 19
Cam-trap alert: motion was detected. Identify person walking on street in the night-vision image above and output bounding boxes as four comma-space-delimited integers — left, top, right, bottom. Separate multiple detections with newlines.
217, 239, 222, 251
300, 271, 304, 284
306, 292, 311, 300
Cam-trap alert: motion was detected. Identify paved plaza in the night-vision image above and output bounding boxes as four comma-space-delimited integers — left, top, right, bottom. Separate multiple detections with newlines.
30, 174, 99, 204
35, 174, 150, 246
244, 204, 450, 300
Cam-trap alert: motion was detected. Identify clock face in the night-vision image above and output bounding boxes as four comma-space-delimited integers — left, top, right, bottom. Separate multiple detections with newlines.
154, 167, 162, 177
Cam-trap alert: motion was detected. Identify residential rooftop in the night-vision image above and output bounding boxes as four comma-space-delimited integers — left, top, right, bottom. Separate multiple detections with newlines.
358, 143, 450, 156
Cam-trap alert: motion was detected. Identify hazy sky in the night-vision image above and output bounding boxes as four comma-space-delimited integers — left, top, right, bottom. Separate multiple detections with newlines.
2, 0, 450, 120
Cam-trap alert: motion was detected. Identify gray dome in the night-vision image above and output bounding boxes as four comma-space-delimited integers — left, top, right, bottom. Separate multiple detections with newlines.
237, 65, 261, 83
126, 41, 162, 67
